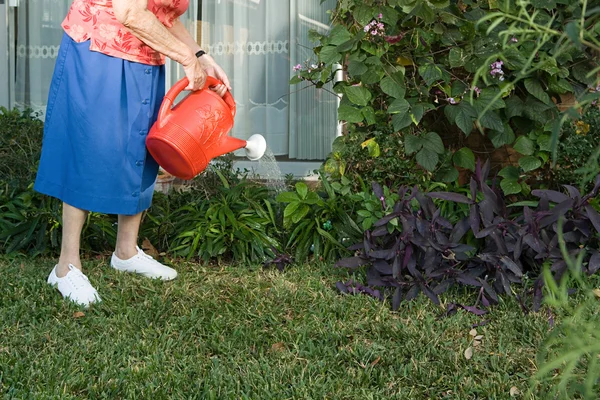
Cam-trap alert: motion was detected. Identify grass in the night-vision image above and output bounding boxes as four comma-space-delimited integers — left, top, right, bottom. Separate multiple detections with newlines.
0, 255, 553, 399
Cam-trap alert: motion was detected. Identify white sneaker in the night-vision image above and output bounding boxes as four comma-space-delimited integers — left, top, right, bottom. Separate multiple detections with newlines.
111, 246, 178, 281
47, 264, 101, 307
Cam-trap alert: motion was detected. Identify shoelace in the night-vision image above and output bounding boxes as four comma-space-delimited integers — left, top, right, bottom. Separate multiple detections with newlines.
66, 266, 92, 290
136, 247, 154, 260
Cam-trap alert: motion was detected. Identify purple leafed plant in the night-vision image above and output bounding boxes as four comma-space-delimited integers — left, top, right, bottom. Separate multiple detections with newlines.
335, 160, 600, 313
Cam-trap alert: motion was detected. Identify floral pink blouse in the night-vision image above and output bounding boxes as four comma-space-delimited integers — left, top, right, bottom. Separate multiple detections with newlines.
62, 0, 189, 66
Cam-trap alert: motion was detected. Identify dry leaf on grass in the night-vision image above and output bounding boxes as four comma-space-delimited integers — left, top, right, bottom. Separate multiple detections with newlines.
593, 289, 600, 298
142, 238, 159, 258
72, 311, 85, 319
370, 356, 381, 367
510, 386, 520, 396
473, 340, 482, 347
469, 329, 477, 337
270, 342, 286, 352
464, 347, 473, 360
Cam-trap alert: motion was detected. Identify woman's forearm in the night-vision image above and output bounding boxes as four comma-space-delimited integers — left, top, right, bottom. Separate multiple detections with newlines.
112, 0, 195, 66
168, 19, 202, 54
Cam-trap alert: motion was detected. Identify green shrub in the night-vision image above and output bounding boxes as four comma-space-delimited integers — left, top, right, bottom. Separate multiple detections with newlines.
323, 126, 424, 189
551, 107, 600, 190
0, 107, 44, 192
295, 0, 600, 194
275, 176, 363, 262
167, 173, 280, 265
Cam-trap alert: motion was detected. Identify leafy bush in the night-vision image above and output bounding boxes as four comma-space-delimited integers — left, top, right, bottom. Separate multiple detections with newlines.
322, 126, 424, 189
0, 107, 44, 192
335, 160, 600, 311
295, 0, 600, 192
550, 107, 600, 190
276, 177, 362, 262
167, 173, 280, 265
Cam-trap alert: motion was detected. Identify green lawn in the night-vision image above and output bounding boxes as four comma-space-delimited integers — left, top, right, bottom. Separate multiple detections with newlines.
1, 256, 550, 399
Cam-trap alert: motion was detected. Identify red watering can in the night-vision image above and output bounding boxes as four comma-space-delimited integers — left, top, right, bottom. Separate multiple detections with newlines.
147, 76, 266, 180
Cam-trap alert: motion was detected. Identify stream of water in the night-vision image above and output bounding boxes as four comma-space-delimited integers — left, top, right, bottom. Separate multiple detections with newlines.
258, 147, 286, 193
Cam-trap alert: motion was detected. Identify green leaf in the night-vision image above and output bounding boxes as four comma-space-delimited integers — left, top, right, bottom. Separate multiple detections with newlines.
380, 6, 400, 26
419, 64, 444, 86
362, 107, 376, 126
428, 0, 450, 8
500, 178, 522, 195
513, 136, 535, 156
518, 156, 542, 172
284, 202, 300, 218
448, 48, 468, 68
505, 96, 524, 119
404, 134, 422, 155
348, 60, 368, 76
488, 127, 515, 148
421, 132, 444, 154
292, 205, 311, 224
498, 166, 520, 180
387, 98, 410, 114
453, 147, 475, 171
524, 78, 551, 105
327, 25, 353, 45
392, 112, 412, 131
537, 134, 551, 152
362, 67, 385, 85
475, 88, 506, 113
353, 5, 375, 26
296, 182, 309, 199
289, 75, 302, 85
344, 86, 372, 106
479, 111, 504, 132
548, 77, 573, 95
276, 192, 300, 203
411, 105, 425, 125
337, 105, 364, 123
416, 148, 439, 172
565, 21, 581, 46
319, 46, 341, 64
435, 167, 459, 183
380, 76, 406, 98
307, 29, 322, 43
455, 109, 474, 135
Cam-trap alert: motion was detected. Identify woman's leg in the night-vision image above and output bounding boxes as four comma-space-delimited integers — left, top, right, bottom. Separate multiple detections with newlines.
115, 212, 144, 260
55, 202, 88, 277
111, 212, 177, 280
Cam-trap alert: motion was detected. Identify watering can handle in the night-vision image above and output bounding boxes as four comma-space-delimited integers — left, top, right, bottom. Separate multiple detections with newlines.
156, 76, 236, 129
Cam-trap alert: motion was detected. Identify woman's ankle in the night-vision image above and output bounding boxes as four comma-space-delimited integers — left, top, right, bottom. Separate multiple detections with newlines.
55, 260, 82, 278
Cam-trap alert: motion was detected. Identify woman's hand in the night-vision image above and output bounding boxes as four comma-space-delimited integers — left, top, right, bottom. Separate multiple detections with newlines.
181, 56, 207, 91
198, 55, 231, 97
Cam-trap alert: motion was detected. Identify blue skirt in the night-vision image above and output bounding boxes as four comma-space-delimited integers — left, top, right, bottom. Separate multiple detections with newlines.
34, 33, 165, 215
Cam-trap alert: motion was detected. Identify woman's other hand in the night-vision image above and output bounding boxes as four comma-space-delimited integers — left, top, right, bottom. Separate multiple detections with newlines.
199, 55, 231, 97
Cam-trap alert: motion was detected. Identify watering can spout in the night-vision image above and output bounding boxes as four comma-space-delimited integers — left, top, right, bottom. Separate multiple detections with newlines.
244, 134, 267, 161
208, 134, 267, 161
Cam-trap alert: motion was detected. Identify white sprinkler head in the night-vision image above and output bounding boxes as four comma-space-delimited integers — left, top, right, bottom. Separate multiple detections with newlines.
244, 134, 267, 161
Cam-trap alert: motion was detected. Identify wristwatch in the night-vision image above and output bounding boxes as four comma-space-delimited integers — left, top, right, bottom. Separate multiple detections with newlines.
195, 50, 206, 58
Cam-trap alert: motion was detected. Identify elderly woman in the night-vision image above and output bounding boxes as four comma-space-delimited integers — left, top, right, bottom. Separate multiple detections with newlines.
34, 0, 229, 307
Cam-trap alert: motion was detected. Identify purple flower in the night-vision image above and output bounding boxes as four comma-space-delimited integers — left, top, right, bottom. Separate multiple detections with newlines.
490, 60, 505, 79
378, 13, 383, 19
510, 37, 518, 43
293, 64, 302, 72
448, 97, 457, 104
473, 86, 482, 96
